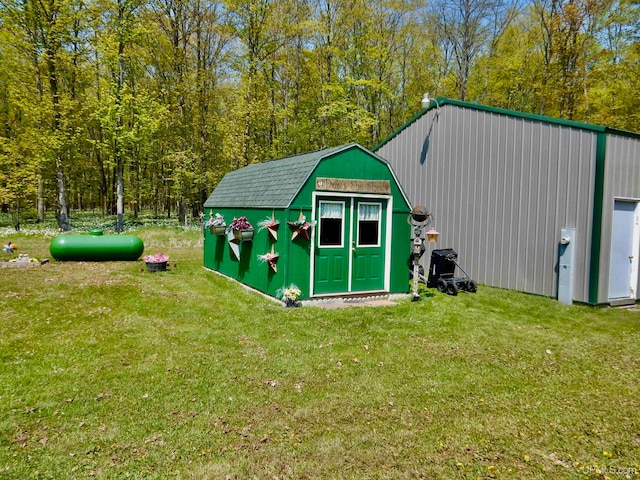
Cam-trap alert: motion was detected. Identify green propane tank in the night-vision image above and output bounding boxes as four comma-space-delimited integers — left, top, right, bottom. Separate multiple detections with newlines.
49, 230, 144, 261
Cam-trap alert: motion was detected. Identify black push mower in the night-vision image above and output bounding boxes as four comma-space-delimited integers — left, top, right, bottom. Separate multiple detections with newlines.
426, 248, 477, 296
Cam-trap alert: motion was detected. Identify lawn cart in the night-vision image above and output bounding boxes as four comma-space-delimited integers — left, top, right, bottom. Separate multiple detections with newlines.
426, 248, 477, 296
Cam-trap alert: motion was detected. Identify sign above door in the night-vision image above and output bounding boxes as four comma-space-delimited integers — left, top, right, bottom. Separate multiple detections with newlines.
315, 177, 391, 195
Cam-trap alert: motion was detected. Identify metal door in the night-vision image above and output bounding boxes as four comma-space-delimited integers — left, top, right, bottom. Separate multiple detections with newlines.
608, 201, 637, 299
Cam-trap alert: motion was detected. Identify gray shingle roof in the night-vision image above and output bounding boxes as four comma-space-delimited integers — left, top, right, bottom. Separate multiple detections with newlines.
204, 144, 355, 208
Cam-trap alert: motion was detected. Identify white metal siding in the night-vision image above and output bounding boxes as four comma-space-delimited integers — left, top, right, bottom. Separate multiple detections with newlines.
377, 105, 598, 301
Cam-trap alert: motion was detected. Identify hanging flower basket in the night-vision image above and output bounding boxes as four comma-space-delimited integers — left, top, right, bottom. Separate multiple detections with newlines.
205, 213, 226, 235
230, 216, 254, 243
233, 229, 254, 242
210, 225, 227, 236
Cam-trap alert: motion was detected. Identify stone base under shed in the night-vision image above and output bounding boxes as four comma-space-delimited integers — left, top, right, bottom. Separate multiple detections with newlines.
301, 294, 409, 309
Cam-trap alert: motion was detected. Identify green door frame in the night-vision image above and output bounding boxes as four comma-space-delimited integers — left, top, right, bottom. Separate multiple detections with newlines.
309, 191, 393, 298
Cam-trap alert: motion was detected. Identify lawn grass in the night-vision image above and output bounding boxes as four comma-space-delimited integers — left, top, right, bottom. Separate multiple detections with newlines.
1, 228, 640, 479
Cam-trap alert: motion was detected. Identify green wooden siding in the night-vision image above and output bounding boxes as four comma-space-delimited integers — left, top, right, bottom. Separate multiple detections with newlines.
291, 147, 408, 209
203, 144, 411, 300
388, 210, 412, 293
202, 207, 287, 297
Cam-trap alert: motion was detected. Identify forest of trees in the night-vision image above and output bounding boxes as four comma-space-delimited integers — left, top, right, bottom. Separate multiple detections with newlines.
0, 0, 638, 229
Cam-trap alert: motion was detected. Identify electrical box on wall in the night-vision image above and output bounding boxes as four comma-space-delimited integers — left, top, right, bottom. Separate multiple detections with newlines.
558, 228, 576, 305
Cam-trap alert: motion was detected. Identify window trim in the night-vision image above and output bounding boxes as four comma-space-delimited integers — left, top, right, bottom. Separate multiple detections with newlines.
318, 200, 345, 248
356, 201, 382, 248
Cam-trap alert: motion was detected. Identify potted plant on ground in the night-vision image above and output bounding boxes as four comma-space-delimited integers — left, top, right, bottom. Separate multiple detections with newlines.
230, 216, 254, 242
277, 284, 302, 307
143, 253, 169, 272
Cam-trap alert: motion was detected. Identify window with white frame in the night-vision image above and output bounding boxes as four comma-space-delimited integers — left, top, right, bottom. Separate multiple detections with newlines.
357, 203, 381, 246
318, 201, 344, 247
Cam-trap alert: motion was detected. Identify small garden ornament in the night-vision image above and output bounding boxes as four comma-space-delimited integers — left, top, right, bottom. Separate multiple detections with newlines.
2, 242, 17, 254
257, 245, 280, 272
257, 211, 280, 240
287, 211, 315, 240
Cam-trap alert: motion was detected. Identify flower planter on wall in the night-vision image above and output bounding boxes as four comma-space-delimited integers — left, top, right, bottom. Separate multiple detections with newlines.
205, 212, 226, 235
233, 229, 254, 242
210, 225, 227, 235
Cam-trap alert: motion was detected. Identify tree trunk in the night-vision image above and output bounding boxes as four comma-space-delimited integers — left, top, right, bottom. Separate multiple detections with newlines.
114, 0, 126, 233
47, 49, 71, 231
178, 198, 186, 224
56, 165, 71, 230
37, 176, 45, 222
116, 161, 124, 232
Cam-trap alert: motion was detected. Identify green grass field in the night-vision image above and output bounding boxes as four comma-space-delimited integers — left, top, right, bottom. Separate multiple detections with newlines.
1, 228, 639, 479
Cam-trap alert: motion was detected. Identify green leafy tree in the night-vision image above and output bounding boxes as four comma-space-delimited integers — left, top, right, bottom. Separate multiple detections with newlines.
0, 0, 89, 229
0, 137, 38, 228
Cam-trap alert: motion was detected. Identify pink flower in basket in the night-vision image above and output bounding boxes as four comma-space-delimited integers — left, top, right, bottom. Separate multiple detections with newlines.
229, 216, 253, 231
143, 253, 169, 263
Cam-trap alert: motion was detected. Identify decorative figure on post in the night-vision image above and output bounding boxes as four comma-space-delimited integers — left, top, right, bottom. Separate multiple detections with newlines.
409, 206, 439, 301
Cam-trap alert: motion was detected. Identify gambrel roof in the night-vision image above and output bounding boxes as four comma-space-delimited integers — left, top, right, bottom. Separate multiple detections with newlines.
204, 143, 401, 208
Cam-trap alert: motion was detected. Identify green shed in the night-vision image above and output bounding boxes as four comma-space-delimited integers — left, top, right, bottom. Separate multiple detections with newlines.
203, 143, 412, 300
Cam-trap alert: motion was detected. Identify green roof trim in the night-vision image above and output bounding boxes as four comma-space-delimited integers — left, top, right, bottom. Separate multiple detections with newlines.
204, 143, 394, 209
588, 132, 607, 305
374, 97, 640, 151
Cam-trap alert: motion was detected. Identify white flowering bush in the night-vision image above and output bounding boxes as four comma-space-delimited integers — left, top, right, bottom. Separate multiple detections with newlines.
0, 211, 204, 235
